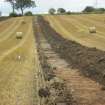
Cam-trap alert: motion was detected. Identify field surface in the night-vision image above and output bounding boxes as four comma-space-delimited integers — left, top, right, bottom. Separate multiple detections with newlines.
45, 14, 105, 51
40, 15, 105, 105
1, 14, 105, 105
0, 17, 42, 105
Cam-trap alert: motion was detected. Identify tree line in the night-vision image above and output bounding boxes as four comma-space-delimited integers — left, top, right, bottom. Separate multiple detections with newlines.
83, 6, 105, 13
49, 8, 71, 15
49, 6, 105, 15
5, 0, 105, 16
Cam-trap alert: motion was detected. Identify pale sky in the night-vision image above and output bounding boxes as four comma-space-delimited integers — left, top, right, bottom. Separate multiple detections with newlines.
0, 0, 105, 16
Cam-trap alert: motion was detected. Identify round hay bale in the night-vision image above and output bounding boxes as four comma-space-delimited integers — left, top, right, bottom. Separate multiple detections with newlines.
21, 20, 26, 24
16, 32, 23, 39
89, 27, 96, 33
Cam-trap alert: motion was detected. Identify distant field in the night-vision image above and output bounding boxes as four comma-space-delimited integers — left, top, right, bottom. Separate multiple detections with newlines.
45, 14, 105, 51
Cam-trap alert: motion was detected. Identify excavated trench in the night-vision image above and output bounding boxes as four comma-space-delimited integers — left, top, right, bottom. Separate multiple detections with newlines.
33, 16, 105, 105
33, 17, 77, 105
37, 16, 105, 86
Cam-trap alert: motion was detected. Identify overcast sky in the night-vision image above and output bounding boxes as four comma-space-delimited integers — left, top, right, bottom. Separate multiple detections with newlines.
0, 0, 105, 16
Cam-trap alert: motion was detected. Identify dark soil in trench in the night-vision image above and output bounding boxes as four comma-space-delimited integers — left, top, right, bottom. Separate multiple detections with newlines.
33, 17, 78, 105
37, 16, 105, 86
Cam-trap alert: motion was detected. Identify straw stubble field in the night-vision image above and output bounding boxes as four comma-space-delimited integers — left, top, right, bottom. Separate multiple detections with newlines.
0, 17, 42, 105
1, 14, 105, 105
45, 14, 105, 51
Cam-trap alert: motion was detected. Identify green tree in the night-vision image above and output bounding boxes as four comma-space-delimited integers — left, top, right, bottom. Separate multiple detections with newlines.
83, 6, 95, 13
24, 11, 33, 16
6, 0, 15, 13
15, 0, 36, 15
9, 12, 18, 17
66, 11, 71, 15
49, 8, 56, 15
96, 8, 105, 13
57, 8, 66, 14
